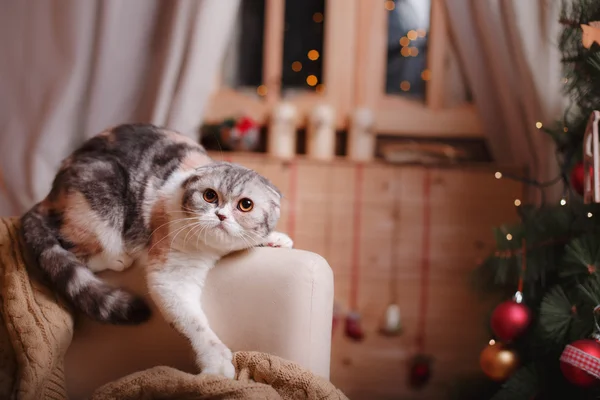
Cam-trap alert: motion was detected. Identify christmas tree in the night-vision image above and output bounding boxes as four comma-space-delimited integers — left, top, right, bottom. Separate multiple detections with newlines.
473, 1, 600, 399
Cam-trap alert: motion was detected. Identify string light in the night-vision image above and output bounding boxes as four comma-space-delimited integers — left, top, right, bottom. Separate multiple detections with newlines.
308, 50, 320, 61
588, 212, 594, 218
292, 61, 302, 72
421, 69, 431, 81
563, 127, 568, 133
417, 29, 427, 38
407, 30, 418, 40
384, 0, 395, 11
312, 12, 324, 23
489, 339, 496, 345
560, 198, 567, 206
399, 37, 410, 47
562, 77, 569, 84
400, 81, 411, 91
256, 85, 268, 96
495, 172, 503, 179
506, 233, 513, 241
536, 121, 543, 129
401, 47, 411, 57
410, 47, 419, 57
306, 75, 318, 86
514, 199, 521, 206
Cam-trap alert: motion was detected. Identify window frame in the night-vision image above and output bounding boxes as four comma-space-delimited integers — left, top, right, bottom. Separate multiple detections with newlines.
204, 0, 483, 139
355, 0, 482, 138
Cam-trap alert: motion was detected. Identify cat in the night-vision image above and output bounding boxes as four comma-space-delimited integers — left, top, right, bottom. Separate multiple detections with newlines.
20, 123, 293, 378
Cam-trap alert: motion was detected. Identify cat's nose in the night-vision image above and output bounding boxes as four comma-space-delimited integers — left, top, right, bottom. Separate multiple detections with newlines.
216, 212, 227, 221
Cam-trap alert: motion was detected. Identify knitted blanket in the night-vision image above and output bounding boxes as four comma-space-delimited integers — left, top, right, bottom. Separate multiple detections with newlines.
0, 218, 347, 400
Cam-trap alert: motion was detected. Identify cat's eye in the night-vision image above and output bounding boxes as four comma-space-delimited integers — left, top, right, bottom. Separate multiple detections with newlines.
203, 189, 218, 203
238, 198, 253, 212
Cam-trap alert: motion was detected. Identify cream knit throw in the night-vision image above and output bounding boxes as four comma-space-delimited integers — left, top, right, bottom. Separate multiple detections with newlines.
0, 218, 347, 400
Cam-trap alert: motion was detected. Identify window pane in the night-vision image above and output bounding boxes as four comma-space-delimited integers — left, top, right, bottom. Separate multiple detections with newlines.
281, 0, 325, 94
222, 0, 265, 89
385, 0, 431, 101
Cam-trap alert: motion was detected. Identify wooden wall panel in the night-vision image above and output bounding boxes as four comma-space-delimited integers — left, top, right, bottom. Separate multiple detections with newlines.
223, 153, 522, 399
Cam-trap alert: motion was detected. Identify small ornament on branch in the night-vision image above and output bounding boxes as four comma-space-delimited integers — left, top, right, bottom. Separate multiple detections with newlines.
480, 340, 519, 382
560, 305, 600, 387
560, 338, 600, 387
490, 291, 532, 342
581, 22, 600, 49
490, 240, 531, 342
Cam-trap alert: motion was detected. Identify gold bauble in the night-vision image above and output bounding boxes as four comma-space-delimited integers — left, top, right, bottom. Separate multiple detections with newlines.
480, 341, 519, 382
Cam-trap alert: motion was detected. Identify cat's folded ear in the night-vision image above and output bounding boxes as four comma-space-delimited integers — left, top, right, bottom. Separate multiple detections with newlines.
262, 177, 283, 199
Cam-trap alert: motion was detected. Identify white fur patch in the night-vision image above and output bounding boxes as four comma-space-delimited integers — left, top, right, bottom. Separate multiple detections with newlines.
66, 266, 97, 297
146, 253, 234, 377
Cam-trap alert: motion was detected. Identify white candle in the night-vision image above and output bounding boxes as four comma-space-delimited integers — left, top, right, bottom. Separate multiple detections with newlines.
268, 102, 297, 159
306, 104, 336, 160
348, 107, 375, 162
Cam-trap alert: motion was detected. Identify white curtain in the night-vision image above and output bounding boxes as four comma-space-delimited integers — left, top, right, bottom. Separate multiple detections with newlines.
444, 0, 565, 201
0, 0, 240, 216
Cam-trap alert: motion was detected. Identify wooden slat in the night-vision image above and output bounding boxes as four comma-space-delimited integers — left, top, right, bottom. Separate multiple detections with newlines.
426, 0, 448, 110
354, 0, 388, 108
263, 0, 285, 105
321, 0, 358, 127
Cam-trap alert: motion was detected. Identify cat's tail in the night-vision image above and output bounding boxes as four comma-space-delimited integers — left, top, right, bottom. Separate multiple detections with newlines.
20, 205, 151, 325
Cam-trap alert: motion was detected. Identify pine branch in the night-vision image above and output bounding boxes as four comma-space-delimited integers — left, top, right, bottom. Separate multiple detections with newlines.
539, 285, 576, 346
560, 236, 600, 277
490, 364, 539, 400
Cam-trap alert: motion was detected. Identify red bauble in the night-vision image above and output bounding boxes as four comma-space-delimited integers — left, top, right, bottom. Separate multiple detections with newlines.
490, 300, 531, 342
560, 339, 600, 387
570, 162, 593, 196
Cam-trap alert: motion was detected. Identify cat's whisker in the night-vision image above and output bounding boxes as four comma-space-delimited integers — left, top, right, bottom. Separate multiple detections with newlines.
203, 221, 209, 245
237, 230, 261, 249
148, 217, 199, 239
196, 225, 205, 249
169, 221, 203, 250
181, 205, 198, 214
184, 222, 205, 247
148, 221, 197, 253
183, 223, 201, 247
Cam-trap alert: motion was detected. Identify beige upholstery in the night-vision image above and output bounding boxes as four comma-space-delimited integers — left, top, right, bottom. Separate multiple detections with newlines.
64, 247, 334, 399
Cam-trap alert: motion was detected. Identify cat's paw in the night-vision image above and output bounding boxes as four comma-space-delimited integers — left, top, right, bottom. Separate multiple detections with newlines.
264, 231, 294, 249
198, 342, 236, 379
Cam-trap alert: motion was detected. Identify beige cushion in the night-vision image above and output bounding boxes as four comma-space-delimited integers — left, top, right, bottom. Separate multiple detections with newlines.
64, 248, 334, 399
